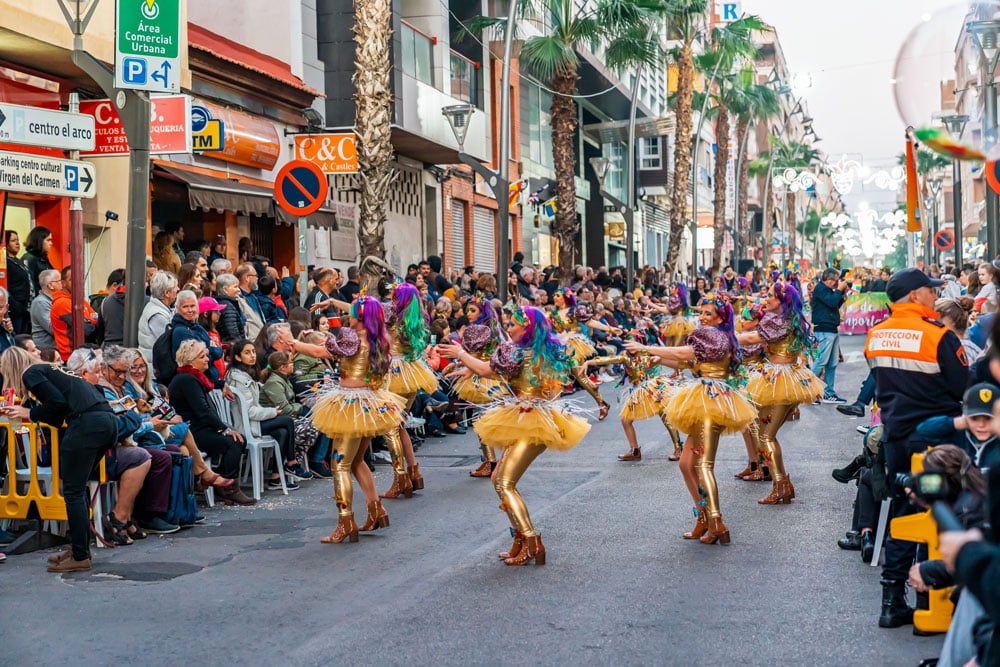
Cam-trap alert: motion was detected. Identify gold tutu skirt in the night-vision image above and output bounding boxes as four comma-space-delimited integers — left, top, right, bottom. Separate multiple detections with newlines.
620, 377, 676, 421
661, 318, 696, 343
386, 356, 438, 396
474, 399, 591, 451
311, 385, 407, 438
746, 362, 825, 406
453, 374, 511, 404
666, 379, 756, 435
560, 333, 596, 364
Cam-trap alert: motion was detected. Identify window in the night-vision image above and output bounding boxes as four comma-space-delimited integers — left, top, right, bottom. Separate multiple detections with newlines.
520, 82, 553, 169
401, 21, 433, 85
640, 137, 661, 170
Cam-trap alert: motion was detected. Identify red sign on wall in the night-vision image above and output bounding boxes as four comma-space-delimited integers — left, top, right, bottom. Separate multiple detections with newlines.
80, 95, 191, 156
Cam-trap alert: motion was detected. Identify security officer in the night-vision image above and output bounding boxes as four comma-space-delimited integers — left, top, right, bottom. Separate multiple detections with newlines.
865, 268, 968, 628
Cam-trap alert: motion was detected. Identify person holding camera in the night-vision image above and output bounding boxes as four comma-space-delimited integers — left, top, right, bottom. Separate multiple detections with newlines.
864, 268, 969, 628
811, 268, 849, 404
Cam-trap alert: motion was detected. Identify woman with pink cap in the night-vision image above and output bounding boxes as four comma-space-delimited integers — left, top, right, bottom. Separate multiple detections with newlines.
198, 296, 229, 380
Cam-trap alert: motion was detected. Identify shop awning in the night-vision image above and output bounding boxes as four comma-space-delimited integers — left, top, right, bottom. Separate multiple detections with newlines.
154, 162, 274, 216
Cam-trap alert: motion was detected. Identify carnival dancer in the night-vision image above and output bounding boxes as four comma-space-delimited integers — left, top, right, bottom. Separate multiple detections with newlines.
381, 282, 438, 498
303, 297, 405, 543
548, 288, 619, 420
625, 293, 756, 545
660, 283, 697, 346
737, 282, 824, 504
452, 294, 510, 477
582, 331, 682, 462
437, 306, 590, 565
734, 298, 770, 482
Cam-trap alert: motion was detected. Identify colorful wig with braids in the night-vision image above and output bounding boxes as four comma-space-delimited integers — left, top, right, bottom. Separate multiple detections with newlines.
771, 282, 814, 353
392, 281, 430, 358
469, 292, 506, 341
700, 292, 742, 374
554, 287, 578, 310
350, 296, 391, 376
511, 306, 572, 389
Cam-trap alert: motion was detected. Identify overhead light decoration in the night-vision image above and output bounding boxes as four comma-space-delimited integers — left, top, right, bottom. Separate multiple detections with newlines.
773, 167, 818, 192
824, 155, 905, 195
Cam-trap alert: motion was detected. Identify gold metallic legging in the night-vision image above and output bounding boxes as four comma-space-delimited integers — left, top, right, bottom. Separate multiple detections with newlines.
385, 393, 417, 475
746, 417, 765, 463
479, 439, 497, 463
331, 435, 365, 517
493, 440, 546, 537
757, 403, 794, 483
659, 414, 681, 449
691, 418, 725, 518
572, 363, 605, 407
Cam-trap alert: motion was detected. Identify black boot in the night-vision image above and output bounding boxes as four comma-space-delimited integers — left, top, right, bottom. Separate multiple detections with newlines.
878, 580, 914, 628
837, 401, 865, 417
832, 455, 866, 483
838, 533, 862, 550
861, 531, 876, 563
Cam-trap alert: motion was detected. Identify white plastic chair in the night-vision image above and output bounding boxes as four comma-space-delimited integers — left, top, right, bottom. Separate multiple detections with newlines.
228, 392, 287, 500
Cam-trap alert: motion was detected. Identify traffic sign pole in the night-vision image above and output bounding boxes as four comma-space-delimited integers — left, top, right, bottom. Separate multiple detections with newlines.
299, 217, 308, 305
68, 92, 84, 350
274, 160, 329, 305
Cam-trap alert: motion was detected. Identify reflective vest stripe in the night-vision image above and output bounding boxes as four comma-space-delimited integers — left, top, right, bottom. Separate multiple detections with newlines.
867, 356, 941, 374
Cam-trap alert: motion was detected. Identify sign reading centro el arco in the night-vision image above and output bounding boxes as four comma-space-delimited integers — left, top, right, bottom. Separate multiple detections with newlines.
115, 0, 181, 93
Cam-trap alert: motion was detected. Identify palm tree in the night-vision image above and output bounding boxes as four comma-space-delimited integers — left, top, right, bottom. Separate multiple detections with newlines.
468, 0, 660, 279
353, 0, 394, 286
729, 77, 779, 255
748, 137, 819, 266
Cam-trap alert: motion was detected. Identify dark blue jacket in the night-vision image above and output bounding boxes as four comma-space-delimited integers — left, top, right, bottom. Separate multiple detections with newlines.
258, 294, 286, 325
810, 282, 846, 333
909, 415, 1000, 471
170, 314, 224, 386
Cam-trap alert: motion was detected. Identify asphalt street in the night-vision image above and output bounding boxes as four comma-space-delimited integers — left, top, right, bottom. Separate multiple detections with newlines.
1, 335, 944, 666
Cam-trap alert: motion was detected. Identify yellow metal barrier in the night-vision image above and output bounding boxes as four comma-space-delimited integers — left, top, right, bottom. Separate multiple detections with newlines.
0, 421, 107, 522
889, 452, 954, 633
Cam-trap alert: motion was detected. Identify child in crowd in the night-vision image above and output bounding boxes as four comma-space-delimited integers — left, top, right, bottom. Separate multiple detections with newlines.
261, 350, 324, 479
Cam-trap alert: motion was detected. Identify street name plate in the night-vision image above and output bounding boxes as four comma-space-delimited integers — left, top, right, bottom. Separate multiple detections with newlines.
115, 0, 181, 92
0, 103, 96, 151
0, 151, 96, 198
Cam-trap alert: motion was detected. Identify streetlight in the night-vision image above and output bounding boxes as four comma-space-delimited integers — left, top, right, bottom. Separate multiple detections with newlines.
968, 19, 1000, 257
939, 112, 969, 268
589, 156, 634, 287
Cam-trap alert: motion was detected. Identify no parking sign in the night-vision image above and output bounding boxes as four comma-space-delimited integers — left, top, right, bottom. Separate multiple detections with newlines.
274, 159, 329, 216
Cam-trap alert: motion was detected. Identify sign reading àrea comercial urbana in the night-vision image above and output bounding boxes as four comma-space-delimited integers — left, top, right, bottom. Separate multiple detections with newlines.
115, 0, 181, 93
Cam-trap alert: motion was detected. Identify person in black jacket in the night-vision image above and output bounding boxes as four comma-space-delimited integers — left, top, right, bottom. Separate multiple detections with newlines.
0, 346, 118, 572
811, 268, 849, 403
167, 339, 254, 505
5, 231, 33, 335
22, 226, 56, 296
214, 273, 247, 344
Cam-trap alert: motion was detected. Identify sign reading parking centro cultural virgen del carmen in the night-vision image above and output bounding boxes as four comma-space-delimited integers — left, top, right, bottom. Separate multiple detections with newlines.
115, 0, 181, 93
0, 151, 96, 198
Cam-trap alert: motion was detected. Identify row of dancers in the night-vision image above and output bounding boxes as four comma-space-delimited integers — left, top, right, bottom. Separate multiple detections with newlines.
287, 279, 823, 563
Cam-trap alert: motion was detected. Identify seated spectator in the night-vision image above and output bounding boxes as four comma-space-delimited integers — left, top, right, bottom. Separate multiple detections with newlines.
14, 333, 40, 359
170, 290, 225, 387
226, 339, 302, 488
935, 296, 984, 364
211, 257, 233, 276
257, 275, 287, 324
126, 349, 234, 491
177, 262, 203, 297
51, 265, 98, 361
260, 350, 320, 479
197, 296, 228, 380
31, 268, 61, 350
311, 310, 332, 334
293, 330, 334, 392
97, 345, 180, 535
100, 268, 132, 346
214, 273, 246, 345
168, 339, 254, 506
138, 271, 177, 363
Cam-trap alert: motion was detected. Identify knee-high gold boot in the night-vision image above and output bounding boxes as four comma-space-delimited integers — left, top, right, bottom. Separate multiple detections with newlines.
493, 440, 547, 565
322, 436, 363, 543
758, 403, 796, 504
660, 414, 683, 461
572, 363, 609, 419
692, 419, 730, 545
380, 424, 414, 499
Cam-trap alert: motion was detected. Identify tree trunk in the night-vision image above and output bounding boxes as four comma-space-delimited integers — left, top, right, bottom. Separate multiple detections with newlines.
763, 187, 774, 267
354, 0, 394, 286
786, 192, 797, 268
710, 103, 729, 274
735, 115, 751, 254
550, 69, 579, 283
666, 40, 694, 278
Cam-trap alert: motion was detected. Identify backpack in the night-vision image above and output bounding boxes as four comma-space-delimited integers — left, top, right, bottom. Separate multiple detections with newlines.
164, 453, 198, 527
152, 323, 178, 384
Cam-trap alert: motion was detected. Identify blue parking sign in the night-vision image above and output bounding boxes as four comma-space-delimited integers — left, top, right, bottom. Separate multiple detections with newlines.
122, 57, 147, 85
64, 165, 79, 192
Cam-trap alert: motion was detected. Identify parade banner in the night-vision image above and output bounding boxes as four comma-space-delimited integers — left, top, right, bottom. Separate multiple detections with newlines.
839, 292, 891, 335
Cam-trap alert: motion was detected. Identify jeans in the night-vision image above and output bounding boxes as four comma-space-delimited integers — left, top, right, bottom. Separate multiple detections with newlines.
260, 415, 295, 466
62, 412, 118, 561
310, 435, 331, 463
812, 331, 840, 395
857, 371, 876, 406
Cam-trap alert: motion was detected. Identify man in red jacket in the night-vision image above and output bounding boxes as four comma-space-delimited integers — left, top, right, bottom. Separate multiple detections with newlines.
50, 265, 99, 361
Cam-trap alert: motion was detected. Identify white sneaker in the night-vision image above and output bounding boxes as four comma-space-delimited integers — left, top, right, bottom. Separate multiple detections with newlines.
822, 393, 848, 405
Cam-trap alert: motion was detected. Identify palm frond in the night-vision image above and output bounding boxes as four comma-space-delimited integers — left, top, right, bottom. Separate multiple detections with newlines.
520, 35, 579, 82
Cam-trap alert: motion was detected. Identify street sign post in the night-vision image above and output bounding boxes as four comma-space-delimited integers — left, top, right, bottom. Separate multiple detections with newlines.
274, 159, 329, 303
0, 103, 95, 151
0, 150, 96, 198
293, 133, 359, 174
115, 0, 181, 93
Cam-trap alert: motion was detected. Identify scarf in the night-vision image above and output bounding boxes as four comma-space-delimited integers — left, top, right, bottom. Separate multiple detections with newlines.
178, 365, 215, 392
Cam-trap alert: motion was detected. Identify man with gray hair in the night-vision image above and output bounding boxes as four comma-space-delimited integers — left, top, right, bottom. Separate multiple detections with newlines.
31, 268, 61, 350
517, 266, 536, 302
138, 271, 178, 362
210, 257, 233, 276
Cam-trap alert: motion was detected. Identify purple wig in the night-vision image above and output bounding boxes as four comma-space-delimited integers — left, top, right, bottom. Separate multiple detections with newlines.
350, 296, 391, 376
469, 293, 506, 341
700, 293, 742, 374
554, 287, 578, 310
675, 282, 690, 310
772, 282, 814, 352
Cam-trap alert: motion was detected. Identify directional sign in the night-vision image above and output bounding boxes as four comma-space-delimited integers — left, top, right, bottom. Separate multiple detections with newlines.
0, 103, 96, 151
294, 134, 359, 174
274, 159, 328, 216
115, 0, 181, 93
0, 151, 96, 198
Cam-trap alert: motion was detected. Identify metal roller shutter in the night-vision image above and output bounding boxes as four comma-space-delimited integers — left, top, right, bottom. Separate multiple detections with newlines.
451, 200, 466, 269
473, 206, 496, 273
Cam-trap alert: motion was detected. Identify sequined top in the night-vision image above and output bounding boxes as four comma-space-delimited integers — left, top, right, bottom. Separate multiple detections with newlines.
325, 328, 385, 386
461, 324, 496, 360
757, 312, 799, 358
489, 341, 558, 399
589, 350, 661, 385
549, 306, 591, 334
666, 294, 684, 315
686, 327, 733, 379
